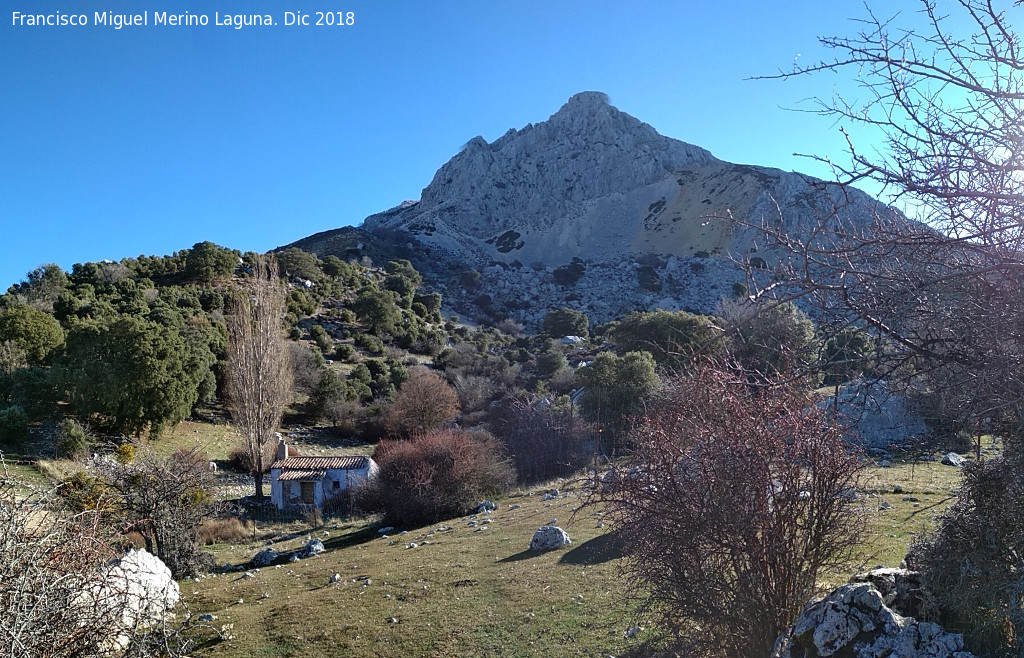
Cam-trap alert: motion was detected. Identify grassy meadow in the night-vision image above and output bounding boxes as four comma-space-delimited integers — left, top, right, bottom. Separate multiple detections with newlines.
3, 421, 978, 657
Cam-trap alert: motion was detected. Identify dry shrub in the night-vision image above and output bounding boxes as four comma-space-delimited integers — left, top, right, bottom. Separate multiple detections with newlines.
384, 367, 459, 435
228, 445, 257, 473
449, 371, 496, 414
323, 398, 360, 435
362, 428, 514, 527
198, 517, 253, 545
0, 477, 195, 656
493, 398, 591, 485
589, 363, 863, 658
94, 444, 219, 578
908, 452, 1024, 657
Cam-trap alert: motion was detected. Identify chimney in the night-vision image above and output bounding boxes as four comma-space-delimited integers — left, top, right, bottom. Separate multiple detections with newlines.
275, 438, 288, 462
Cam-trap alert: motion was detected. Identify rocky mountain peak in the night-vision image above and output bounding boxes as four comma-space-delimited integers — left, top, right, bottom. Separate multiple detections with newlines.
296, 92, 897, 327
366, 92, 717, 246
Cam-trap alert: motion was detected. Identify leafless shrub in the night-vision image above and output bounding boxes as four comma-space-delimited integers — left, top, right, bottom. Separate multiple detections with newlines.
449, 371, 496, 414
289, 342, 323, 397
492, 398, 591, 485
323, 398, 360, 435
547, 366, 576, 395
362, 428, 514, 527
383, 367, 459, 436
0, 475, 199, 657
82, 444, 220, 578
587, 363, 863, 658
496, 318, 524, 337
908, 452, 1024, 656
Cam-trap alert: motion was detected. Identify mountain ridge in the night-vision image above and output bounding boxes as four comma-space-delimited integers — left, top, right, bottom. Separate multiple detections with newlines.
284, 92, 899, 327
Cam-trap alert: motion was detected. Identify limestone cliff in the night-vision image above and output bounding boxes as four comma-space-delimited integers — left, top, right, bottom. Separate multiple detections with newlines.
288, 92, 899, 326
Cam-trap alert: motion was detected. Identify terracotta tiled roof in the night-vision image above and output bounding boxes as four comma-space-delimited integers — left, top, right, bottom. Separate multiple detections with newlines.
270, 455, 372, 471
276, 469, 327, 481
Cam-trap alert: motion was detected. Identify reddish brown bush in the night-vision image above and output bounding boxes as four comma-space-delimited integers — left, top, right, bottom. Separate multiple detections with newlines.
363, 428, 514, 527
590, 364, 863, 658
384, 367, 459, 435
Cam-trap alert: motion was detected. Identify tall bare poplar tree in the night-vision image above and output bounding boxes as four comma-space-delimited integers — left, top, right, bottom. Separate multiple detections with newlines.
225, 254, 292, 500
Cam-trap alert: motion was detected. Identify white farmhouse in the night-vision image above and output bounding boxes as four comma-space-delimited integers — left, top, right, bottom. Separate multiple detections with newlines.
268, 440, 378, 510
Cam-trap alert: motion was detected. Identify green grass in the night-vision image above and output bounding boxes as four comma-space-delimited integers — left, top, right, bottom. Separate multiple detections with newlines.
846, 456, 962, 580
186, 486, 650, 657
158, 420, 244, 462
182, 452, 973, 657
2, 417, 976, 656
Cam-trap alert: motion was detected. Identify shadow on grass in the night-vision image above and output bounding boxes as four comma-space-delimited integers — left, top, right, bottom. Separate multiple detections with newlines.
498, 549, 543, 563
559, 532, 624, 565
322, 524, 381, 552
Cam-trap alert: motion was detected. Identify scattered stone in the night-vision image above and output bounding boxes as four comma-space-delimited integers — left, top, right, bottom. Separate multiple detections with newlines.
893, 485, 904, 494
329, 573, 341, 583
879, 459, 891, 467
248, 548, 276, 568
837, 487, 858, 502
941, 452, 965, 467
474, 500, 498, 514
529, 525, 571, 551
879, 500, 892, 511
625, 625, 641, 638
294, 538, 325, 560
508, 504, 521, 511
198, 613, 217, 622
377, 526, 395, 535
902, 496, 920, 502
540, 489, 560, 501
406, 542, 418, 549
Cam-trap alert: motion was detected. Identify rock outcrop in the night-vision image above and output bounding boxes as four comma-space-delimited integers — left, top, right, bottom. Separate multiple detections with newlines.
77, 549, 180, 653
825, 379, 929, 449
287, 92, 902, 327
774, 582, 973, 658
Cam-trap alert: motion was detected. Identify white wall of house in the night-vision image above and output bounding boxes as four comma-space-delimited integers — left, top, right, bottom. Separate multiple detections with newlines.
269, 462, 378, 510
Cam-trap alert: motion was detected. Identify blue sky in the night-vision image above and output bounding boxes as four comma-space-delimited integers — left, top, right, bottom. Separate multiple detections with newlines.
2, 0, 935, 289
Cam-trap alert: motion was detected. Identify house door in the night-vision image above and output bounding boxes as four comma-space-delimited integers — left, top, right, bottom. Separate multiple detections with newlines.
300, 481, 315, 503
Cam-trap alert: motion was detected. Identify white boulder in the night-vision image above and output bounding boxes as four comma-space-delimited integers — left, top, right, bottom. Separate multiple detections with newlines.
529, 525, 571, 551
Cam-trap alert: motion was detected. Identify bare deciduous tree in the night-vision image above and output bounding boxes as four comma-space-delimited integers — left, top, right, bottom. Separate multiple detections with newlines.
384, 367, 459, 435
756, 0, 1024, 442
225, 254, 292, 500
589, 363, 863, 658
753, 5, 1024, 654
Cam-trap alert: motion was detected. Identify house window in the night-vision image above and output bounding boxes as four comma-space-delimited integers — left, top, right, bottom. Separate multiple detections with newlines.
332, 480, 340, 491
